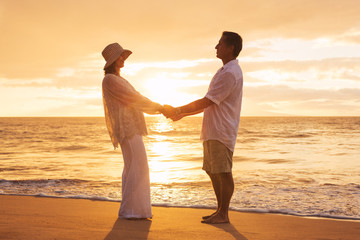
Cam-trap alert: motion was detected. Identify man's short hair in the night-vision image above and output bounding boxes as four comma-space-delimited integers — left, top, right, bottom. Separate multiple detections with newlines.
222, 31, 242, 57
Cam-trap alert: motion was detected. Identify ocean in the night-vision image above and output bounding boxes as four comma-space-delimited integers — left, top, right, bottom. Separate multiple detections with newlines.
1, 116, 360, 220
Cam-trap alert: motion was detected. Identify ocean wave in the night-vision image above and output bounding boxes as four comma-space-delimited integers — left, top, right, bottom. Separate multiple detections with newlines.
0, 178, 90, 185
1, 178, 360, 220
54, 145, 89, 151
232, 156, 255, 162
258, 158, 293, 164
285, 134, 313, 138
148, 130, 200, 137
0, 167, 27, 172
0, 152, 17, 155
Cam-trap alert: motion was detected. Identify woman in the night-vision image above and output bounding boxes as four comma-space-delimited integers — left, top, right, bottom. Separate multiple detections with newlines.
101, 42, 163, 219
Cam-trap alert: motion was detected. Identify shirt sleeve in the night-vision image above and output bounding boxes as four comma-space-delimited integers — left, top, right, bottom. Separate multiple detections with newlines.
205, 71, 236, 105
102, 75, 161, 114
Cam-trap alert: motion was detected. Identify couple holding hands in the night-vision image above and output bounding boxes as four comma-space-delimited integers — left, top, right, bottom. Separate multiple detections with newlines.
101, 31, 243, 224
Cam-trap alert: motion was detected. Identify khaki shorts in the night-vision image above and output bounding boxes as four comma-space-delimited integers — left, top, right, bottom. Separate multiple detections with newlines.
202, 140, 233, 174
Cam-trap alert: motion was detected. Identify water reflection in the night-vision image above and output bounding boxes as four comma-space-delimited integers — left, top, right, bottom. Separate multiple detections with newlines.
148, 117, 174, 133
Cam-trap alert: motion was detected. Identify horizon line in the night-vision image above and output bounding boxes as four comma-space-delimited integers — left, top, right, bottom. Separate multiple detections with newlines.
1, 115, 359, 118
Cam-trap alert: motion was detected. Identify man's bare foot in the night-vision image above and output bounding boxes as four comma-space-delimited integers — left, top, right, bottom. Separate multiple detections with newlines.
201, 213, 229, 224
202, 211, 218, 220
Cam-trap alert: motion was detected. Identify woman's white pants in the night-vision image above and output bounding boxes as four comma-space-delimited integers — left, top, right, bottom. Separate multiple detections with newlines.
118, 134, 152, 218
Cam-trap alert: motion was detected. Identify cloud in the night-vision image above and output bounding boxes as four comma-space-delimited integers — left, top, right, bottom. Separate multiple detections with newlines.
240, 0, 360, 39
339, 29, 360, 44
242, 58, 360, 90
243, 58, 360, 73
123, 59, 215, 76
31, 101, 103, 117
243, 38, 360, 62
244, 85, 360, 115
1, 0, 360, 79
0, 77, 54, 87
247, 85, 360, 102
1, 0, 360, 116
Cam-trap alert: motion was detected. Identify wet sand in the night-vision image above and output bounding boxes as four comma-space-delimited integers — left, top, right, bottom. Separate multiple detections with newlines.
1, 195, 359, 240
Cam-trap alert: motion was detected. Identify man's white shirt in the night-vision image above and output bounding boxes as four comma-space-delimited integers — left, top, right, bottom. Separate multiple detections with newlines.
201, 59, 243, 152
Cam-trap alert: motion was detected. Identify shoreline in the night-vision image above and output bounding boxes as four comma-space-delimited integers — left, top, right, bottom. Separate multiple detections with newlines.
1, 195, 360, 240
2, 193, 360, 221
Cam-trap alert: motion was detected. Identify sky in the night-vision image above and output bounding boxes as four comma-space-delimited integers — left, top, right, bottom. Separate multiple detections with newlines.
0, 0, 360, 116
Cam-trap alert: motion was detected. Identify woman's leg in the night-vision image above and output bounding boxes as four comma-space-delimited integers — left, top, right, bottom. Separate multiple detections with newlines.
119, 134, 152, 219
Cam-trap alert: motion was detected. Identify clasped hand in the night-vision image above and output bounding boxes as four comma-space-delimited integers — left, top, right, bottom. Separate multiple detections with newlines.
161, 105, 183, 121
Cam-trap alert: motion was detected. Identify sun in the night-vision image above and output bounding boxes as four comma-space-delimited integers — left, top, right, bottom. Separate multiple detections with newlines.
143, 73, 179, 105
143, 73, 205, 107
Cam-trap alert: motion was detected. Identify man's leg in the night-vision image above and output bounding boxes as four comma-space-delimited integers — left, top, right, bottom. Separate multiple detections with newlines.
202, 172, 234, 224
218, 172, 234, 219
203, 172, 221, 220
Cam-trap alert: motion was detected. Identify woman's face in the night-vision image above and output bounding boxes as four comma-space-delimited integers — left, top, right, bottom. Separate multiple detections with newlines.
115, 55, 125, 69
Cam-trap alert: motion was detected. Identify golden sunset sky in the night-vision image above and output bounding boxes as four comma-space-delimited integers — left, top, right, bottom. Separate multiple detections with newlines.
0, 0, 359, 116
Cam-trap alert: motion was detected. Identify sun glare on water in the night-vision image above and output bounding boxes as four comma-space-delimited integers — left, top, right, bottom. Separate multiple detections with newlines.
145, 117, 196, 183
147, 136, 181, 184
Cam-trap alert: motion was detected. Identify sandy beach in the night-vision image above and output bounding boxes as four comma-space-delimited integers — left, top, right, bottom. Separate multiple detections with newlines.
0, 195, 359, 240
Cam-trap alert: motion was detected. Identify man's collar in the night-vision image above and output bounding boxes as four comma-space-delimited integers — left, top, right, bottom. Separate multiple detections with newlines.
223, 59, 238, 69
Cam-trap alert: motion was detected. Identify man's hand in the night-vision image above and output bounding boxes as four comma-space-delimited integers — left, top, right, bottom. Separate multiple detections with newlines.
170, 113, 184, 121
162, 105, 177, 118
161, 105, 185, 121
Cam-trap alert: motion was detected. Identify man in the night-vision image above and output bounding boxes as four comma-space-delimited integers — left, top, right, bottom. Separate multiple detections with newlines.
163, 31, 243, 224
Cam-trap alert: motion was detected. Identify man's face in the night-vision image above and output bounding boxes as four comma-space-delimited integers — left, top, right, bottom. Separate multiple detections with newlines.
215, 36, 233, 59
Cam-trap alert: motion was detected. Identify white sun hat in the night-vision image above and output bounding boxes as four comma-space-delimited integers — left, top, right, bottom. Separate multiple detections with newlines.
102, 43, 132, 70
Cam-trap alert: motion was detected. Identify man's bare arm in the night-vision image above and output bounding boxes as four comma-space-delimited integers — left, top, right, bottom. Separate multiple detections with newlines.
162, 97, 214, 120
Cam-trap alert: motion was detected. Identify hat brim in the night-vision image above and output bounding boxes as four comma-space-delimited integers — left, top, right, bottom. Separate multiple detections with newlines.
103, 49, 132, 70
121, 50, 132, 60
